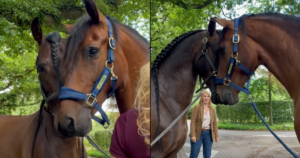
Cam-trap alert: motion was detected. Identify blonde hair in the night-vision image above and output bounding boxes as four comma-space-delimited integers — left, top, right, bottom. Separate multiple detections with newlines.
199, 90, 214, 111
134, 61, 150, 147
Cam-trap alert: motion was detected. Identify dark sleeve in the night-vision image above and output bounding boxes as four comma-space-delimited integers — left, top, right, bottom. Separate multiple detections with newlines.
109, 114, 128, 158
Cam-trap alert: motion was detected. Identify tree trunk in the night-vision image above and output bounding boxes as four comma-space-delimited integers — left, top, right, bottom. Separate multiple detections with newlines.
269, 71, 273, 125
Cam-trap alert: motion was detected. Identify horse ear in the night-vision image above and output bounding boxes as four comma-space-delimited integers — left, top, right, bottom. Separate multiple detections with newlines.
31, 17, 43, 45
83, 0, 100, 25
208, 18, 216, 36
64, 24, 74, 34
211, 18, 234, 29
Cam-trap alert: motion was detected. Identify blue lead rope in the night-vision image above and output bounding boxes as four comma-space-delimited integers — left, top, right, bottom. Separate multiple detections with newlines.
249, 95, 299, 158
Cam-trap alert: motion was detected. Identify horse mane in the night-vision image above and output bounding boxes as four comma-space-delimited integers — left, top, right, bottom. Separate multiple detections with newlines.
151, 30, 204, 71
238, 12, 300, 37
115, 19, 149, 44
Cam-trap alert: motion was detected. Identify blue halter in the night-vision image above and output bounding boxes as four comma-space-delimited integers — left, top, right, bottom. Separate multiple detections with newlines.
215, 18, 254, 93
59, 18, 118, 127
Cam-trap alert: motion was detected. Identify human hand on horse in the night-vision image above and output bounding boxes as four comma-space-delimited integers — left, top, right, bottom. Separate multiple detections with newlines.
191, 137, 196, 142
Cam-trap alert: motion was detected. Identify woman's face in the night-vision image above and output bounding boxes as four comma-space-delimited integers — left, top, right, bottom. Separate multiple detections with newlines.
202, 93, 210, 104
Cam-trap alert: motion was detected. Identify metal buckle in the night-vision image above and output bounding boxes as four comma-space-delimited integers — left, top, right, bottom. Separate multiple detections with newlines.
202, 49, 208, 54
231, 52, 238, 58
202, 37, 208, 43
111, 76, 118, 80
232, 34, 239, 43
213, 71, 217, 76
109, 37, 115, 50
86, 94, 97, 107
224, 78, 231, 86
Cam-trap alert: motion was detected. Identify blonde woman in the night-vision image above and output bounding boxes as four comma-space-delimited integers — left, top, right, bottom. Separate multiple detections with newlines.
189, 90, 219, 158
110, 61, 150, 158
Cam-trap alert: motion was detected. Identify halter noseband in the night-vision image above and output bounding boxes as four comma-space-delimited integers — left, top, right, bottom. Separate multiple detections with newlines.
215, 18, 254, 94
58, 18, 118, 127
194, 31, 217, 93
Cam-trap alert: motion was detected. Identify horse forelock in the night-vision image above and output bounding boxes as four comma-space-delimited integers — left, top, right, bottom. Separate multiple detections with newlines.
63, 15, 93, 77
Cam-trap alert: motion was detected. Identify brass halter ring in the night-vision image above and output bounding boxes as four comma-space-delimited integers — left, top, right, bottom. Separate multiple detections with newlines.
231, 53, 240, 63
224, 78, 231, 86
105, 61, 117, 79
202, 37, 208, 43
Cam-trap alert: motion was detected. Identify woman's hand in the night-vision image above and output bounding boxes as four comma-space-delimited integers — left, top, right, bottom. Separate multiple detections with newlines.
216, 137, 219, 142
191, 137, 196, 142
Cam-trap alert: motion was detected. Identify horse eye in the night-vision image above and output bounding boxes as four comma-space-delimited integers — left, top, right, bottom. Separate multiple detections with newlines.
37, 64, 45, 72
216, 46, 226, 55
87, 47, 99, 57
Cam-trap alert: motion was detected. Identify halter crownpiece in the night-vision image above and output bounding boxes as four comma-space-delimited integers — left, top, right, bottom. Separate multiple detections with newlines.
59, 18, 118, 127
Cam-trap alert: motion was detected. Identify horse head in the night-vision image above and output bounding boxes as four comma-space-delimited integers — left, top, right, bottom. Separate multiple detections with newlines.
212, 17, 262, 105
58, 0, 149, 137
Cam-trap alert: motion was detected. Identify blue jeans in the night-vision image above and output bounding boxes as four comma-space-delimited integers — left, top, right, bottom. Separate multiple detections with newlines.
189, 130, 213, 158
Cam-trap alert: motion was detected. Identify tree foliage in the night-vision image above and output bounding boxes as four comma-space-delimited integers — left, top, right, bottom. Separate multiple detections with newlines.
0, 0, 149, 114
151, 0, 300, 64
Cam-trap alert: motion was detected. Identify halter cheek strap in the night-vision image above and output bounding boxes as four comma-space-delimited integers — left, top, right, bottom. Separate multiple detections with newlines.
59, 18, 118, 127
214, 18, 254, 94
194, 31, 218, 93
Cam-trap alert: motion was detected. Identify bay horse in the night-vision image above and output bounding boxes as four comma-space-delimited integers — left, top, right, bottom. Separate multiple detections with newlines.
0, 18, 86, 158
57, 0, 149, 138
150, 20, 221, 158
212, 13, 300, 142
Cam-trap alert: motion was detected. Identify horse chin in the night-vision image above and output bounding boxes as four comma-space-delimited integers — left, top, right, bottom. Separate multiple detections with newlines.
216, 88, 239, 105
56, 120, 92, 138
211, 91, 219, 104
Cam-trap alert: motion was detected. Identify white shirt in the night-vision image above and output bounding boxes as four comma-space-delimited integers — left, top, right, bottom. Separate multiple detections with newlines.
202, 108, 211, 129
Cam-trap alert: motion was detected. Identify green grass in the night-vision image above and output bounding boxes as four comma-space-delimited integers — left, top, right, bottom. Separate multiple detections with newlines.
218, 122, 294, 131
86, 150, 109, 158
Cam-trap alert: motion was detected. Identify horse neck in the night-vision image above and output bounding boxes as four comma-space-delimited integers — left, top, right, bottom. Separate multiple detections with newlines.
114, 24, 149, 114
154, 40, 199, 117
34, 103, 84, 158
245, 17, 300, 99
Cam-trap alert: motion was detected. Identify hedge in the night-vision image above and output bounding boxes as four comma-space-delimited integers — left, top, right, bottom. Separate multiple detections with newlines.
187, 101, 294, 124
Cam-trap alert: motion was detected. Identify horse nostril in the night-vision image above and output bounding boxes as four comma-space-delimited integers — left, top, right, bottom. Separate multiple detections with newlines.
65, 117, 75, 131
